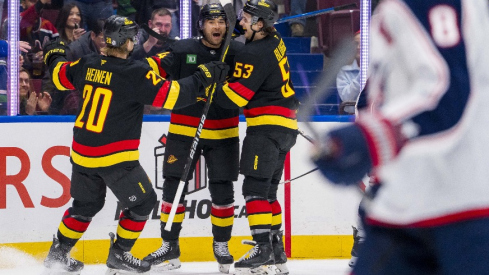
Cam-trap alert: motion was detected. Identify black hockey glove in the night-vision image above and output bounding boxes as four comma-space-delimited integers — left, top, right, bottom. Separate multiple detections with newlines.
43, 39, 67, 67
233, 20, 245, 38
195, 61, 230, 88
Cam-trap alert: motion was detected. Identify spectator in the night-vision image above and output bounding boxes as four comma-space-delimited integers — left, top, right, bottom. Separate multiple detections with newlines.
0, 40, 32, 55
19, 68, 52, 115
132, 0, 201, 38
336, 30, 361, 114
0, 40, 31, 115
289, 0, 306, 37
19, 0, 59, 44
18, 0, 59, 78
131, 7, 174, 60
55, 3, 85, 44
67, 18, 105, 59
64, 0, 113, 31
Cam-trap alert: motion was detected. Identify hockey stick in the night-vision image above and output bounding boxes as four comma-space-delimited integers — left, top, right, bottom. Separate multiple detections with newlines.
278, 130, 320, 185
275, 3, 358, 24
164, 0, 236, 232
280, 168, 319, 184
141, 24, 176, 44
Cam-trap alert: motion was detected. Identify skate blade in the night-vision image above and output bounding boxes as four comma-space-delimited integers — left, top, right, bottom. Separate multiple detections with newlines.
349, 256, 358, 268
41, 267, 81, 275
105, 268, 149, 275
218, 263, 231, 274
150, 258, 181, 271
234, 265, 276, 275
272, 263, 289, 275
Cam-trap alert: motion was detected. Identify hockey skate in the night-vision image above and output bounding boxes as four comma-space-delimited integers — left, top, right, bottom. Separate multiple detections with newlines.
213, 240, 234, 273
349, 226, 364, 268
234, 240, 274, 275
43, 235, 83, 275
270, 231, 289, 275
142, 239, 181, 271
105, 232, 150, 274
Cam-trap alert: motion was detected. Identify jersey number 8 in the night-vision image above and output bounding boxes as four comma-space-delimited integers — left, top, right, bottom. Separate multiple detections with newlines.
429, 5, 460, 48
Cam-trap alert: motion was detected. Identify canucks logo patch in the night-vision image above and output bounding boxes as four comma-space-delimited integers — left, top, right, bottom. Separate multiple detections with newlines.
186, 54, 197, 64
167, 155, 178, 164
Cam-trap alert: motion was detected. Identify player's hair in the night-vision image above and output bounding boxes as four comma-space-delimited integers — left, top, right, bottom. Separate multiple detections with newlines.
101, 39, 131, 57
150, 7, 172, 21
262, 24, 276, 36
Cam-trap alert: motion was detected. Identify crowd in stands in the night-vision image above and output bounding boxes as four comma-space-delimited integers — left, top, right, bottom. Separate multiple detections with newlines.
0, 0, 357, 116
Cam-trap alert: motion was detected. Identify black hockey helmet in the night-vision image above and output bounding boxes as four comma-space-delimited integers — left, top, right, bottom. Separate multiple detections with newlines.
198, 3, 227, 30
103, 15, 139, 47
242, 0, 278, 28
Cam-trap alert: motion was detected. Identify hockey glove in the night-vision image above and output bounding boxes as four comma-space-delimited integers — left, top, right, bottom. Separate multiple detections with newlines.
195, 61, 230, 88
43, 39, 67, 67
312, 113, 405, 186
233, 20, 245, 38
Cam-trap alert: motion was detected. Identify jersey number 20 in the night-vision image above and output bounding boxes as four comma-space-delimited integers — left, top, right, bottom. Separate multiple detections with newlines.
75, 84, 112, 133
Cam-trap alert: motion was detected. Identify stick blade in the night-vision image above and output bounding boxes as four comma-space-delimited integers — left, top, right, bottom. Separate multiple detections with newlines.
219, 0, 232, 7
221, 0, 237, 27
218, 0, 236, 62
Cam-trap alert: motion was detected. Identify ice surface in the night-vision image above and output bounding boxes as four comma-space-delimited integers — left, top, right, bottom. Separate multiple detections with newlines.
0, 246, 351, 275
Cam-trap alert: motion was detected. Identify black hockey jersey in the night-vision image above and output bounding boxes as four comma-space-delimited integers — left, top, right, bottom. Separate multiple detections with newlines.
146, 39, 244, 145
215, 32, 299, 134
49, 53, 202, 170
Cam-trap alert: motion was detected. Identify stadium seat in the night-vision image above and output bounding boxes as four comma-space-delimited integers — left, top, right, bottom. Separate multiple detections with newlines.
318, 0, 360, 56
329, 9, 360, 53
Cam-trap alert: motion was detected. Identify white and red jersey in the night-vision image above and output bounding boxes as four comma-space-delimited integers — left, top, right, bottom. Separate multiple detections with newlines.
365, 0, 489, 227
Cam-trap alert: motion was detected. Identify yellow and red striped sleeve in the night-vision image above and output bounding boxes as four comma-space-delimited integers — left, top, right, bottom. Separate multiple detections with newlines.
52, 61, 76, 91
222, 82, 255, 107
146, 56, 168, 79
151, 80, 180, 110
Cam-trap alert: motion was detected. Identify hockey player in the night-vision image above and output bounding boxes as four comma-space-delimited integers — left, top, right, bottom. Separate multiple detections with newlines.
213, 0, 299, 274
41, 15, 229, 274
141, 3, 244, 273
312, 0, 489, 274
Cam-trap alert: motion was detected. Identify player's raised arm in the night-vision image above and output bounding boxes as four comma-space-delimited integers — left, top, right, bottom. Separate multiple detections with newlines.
145, 50, 175, 79
43, 40, 73, 90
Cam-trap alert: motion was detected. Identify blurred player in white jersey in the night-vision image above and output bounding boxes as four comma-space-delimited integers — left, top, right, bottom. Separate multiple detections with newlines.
312, 0, 489, 274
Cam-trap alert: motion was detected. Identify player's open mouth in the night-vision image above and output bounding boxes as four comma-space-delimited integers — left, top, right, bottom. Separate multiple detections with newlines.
212, 32, 222, 38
